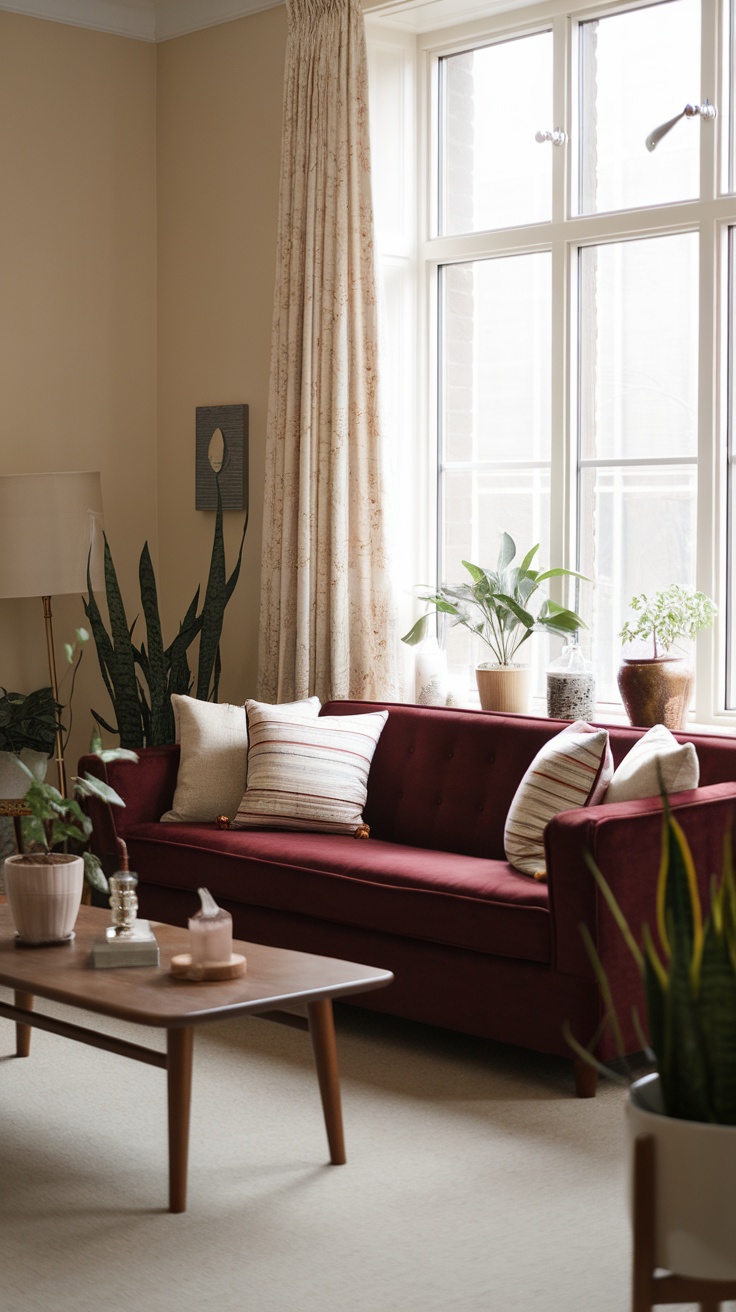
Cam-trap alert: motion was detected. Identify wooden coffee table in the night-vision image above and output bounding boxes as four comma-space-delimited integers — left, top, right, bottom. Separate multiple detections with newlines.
0, 905, 393, 1212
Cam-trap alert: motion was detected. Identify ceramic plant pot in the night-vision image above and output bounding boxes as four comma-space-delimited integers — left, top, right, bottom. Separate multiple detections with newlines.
475, 664, 531, 714
626, 1072, 736, 1281
617, 657, 693, 731
3, 853, 84, 945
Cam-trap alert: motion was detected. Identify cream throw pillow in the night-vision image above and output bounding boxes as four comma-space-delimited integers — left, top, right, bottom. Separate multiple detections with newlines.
504, 721, 613, 878
232, 704, 389, 836
162, 694, 320, 824
604, 724, 699, 804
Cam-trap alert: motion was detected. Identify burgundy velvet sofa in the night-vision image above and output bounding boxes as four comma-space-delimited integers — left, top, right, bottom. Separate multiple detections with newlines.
80, 700, 736, 1096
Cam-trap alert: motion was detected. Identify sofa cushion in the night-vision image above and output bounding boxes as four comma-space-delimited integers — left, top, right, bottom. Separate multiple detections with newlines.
504, 721, 613, 877
604, 723, 699, 803
161, 694, 320, 825
232, 706, 389, 836
127, 823, 551, 964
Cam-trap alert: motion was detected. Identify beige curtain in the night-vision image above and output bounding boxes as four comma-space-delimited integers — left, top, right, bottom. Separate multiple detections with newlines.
257, 0, 401, 705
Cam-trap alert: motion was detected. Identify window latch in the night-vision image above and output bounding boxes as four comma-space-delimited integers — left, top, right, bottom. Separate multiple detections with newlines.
535, 128, 568, 147
646, 99, 717, 152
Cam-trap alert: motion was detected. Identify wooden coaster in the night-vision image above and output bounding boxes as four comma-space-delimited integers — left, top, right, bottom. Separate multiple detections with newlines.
170, 952, 247, 982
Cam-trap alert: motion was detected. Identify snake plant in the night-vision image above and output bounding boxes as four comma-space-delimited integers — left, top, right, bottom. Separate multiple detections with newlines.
569, 794, 736, 1124
84, 476, 247, 749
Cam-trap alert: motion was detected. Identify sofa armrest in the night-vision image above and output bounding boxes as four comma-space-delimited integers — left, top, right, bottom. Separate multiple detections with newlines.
78, 745, 181, 863
545, 781, 736, 980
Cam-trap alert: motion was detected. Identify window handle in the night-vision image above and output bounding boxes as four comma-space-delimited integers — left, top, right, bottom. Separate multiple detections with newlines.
645, 99, 717, 152
535, 127, 568, 146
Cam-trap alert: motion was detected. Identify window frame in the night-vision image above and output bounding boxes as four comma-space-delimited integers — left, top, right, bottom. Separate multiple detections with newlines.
368, 0, 736, 726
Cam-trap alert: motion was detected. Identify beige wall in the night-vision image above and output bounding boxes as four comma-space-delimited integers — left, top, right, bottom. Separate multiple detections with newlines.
0, 6, 287, 779
156, 8, 286, 708
0, 12, 157, 773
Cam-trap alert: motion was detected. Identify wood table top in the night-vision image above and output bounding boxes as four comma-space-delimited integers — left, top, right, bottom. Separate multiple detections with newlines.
0, 905, 393, 1029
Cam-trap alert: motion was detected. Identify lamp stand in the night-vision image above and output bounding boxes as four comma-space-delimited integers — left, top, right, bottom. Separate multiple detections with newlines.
42, 595, 67, 798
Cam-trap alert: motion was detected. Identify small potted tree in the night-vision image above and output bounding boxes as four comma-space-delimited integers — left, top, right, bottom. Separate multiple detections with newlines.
3, 745, 136, 945
618, 584, 716, 729
403, 533, 587, 713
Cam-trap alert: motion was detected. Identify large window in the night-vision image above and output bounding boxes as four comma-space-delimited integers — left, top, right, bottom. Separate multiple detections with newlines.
368, 0, 736, 723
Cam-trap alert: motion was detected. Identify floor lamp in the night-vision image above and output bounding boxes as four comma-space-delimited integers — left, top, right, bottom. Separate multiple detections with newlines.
0, 472, 105, 798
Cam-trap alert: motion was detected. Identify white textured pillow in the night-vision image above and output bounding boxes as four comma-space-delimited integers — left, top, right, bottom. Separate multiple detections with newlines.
504, 722, 613, 878
232, 705, 389, 836
604, 724, 699, 804
162, 694, 320, 823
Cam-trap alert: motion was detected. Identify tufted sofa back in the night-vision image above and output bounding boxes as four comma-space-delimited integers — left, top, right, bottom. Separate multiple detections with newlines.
321, 701, 736, 862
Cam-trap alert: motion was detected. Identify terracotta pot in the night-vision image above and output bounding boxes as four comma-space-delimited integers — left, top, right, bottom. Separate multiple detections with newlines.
475, 664, 530, 714
617, 657, 693, 730
627, 1072, 736, 1280
3, 853, 84, 945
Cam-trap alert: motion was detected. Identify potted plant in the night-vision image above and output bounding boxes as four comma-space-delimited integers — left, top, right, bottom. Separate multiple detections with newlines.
402, 533, 587, 713
618, 584, 716, 730
3, 745, 136, 945
0, 628, 89, 799
567, 798, 736, 1282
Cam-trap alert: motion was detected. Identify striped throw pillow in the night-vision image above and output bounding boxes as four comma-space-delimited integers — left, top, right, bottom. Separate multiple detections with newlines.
161, 694, 320, 824
504, 722, 613, 878
232, 705, 389, 836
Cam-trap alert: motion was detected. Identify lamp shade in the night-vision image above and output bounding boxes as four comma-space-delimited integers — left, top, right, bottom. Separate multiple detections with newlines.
0, 471, 104, 599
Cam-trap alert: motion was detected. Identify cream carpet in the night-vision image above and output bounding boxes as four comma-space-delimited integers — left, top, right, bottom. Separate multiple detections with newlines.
0, 989, 689, 1312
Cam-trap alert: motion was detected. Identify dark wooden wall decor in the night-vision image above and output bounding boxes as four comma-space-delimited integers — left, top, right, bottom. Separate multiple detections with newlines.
195, 405, 248, 511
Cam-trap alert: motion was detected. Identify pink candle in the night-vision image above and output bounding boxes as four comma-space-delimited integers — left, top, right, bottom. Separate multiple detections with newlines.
188, 888, 233, 964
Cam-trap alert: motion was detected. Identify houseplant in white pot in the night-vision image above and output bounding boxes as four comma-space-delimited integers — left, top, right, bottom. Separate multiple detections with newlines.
568, 796, 736, 1282
4, 747, 135, 945
618, 584, 716, 730
402, 533, 587, 713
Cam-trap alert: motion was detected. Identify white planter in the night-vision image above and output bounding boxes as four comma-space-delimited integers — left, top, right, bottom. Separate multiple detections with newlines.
3, 853, 84, 945
475, 664, 530, 714
626, 1072, 736, 1280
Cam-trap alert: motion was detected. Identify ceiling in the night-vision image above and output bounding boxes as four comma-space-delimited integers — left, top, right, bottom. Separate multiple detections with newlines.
0, 0, 281, 41
0, 0, 528, 40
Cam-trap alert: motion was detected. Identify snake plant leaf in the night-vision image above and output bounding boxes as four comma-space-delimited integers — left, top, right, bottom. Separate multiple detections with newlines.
139, 544, 170, 745
90, 708, 119, 736
664, 907, 711, 1121
698, 915, 736, 1123
195, 477, 227, 700
656, 804, 703, 969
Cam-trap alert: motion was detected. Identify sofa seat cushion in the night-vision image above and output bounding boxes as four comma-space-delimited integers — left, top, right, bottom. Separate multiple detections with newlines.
127, 824, 551, 964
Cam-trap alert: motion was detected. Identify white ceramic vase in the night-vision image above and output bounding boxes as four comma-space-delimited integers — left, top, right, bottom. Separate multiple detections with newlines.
3, 853, 84, 945
626, 1071, 736, 1280
475, 664, 531, 714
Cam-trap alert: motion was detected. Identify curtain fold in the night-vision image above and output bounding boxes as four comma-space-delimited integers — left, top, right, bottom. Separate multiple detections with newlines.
257, 0, 400, 704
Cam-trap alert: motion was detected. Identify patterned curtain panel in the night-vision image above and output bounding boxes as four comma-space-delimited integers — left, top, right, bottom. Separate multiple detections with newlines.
257, 0, 401, 704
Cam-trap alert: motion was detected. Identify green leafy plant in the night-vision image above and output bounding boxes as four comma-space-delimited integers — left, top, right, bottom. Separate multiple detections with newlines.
84, 477, 247, 749
16, 743, 138, 893
0, 629, 89, 761
402, 532, 587, 666
620, 585, 716, 660
567, 794, 736, 1124
0, 686, 61, 757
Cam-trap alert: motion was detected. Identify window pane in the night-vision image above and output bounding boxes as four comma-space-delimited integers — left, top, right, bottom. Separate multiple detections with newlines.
439, 33, 552, 236
579, 234, 699, 462
578, 467, 696, 701
442, 254, 551, 465
439, 254, 551, 696
579, 0, 701, 215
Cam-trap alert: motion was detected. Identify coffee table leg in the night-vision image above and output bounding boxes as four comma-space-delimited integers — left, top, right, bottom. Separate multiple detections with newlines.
307, 998, 346, 1165
167, 1027, 194, 1213
15, 991, 33, 1057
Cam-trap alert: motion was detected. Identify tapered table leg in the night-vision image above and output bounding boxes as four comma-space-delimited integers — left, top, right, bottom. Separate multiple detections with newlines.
167, 1027, 194, 1213
307, 998, 346, 1165
14, 991, 33, 1058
